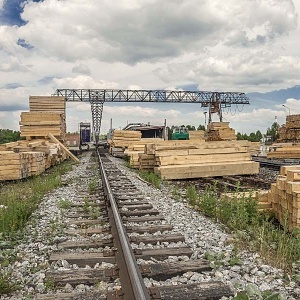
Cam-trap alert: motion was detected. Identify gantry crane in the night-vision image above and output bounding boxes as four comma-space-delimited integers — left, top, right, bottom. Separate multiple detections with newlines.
53, 89, 250, 145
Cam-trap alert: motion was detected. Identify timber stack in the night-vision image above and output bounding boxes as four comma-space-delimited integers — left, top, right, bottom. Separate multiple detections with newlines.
108, 130, 142, 157
278, 114, 300, 143
139, 140, 206, 172
188, 130, 205, 141
24, 96, 66, 141
0, 96, 77, 181
124, 138, 164, 168
268, 165, 300, 231
267, 144, 300, 159
0, 139, 67, 181
152, 140, 259, 179
20, 112, 65, 141
205, 122, 236, 141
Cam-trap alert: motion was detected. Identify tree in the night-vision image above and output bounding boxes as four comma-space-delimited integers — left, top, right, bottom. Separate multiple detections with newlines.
255, 130, 262, 141
197, 124, 206, 130
0, 129, 21, 144
186, 125, 196, 131
266, 122, 280, 141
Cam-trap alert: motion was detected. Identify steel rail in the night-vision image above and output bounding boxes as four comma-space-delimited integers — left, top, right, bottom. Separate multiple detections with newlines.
97, 150, 150, 300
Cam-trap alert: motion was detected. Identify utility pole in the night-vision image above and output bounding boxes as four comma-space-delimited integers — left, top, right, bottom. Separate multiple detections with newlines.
203, 112, 207, 128
282, 104, 290, 115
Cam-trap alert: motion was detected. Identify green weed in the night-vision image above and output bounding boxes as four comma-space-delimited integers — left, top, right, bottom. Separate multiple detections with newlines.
58, 198, 71, 209
0, 273, 15, 295
88, 177, 98, 193
138, 171, 161, 189
172, 185, 181, 201
0, 161, 72, 237
186, 185, 198, 206
190, 186, 300, 272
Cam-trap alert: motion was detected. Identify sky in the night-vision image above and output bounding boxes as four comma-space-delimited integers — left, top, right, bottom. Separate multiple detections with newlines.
0, 0, 300, 135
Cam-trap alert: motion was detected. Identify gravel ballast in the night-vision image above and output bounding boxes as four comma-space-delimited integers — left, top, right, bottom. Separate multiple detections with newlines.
0, 152, 299, 299
110, 156, 300, 300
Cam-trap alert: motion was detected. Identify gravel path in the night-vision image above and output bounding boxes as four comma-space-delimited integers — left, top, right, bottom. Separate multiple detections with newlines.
0, 152, 299, 299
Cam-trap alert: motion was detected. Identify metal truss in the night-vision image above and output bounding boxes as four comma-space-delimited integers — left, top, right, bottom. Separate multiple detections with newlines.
54, 89, 249, 105
89, 92, 104, 145
53, 89, 249, 145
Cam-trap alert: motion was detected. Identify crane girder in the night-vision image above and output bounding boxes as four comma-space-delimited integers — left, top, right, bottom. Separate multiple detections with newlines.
54, 89, 249, 105
53, 89, 249, 146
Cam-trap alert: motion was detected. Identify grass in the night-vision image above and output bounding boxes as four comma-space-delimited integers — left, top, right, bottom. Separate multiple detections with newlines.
0, 273, 15, 295
58, 198, 72, 209
138, 171, 161, 189
88, 177, 98, 193
185, 183, 300, 273
0, 161, 73, 237
0, 161, 73, 296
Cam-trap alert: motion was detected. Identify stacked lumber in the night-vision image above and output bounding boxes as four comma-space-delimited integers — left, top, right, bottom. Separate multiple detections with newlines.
28, 96, 66, 141
141, 140, 206, 171
205, 122, 236, 141
249, 142, 260, 156
188, 130, 205, 141
124, 149, 144, 168
20, 112, 65, 140
0, 150, 46, 180
152, 140, 259, 179
268, 165, 300, 231
108, 130, 142, 157
0, 139, 69, 181
0, 151, 31, 180
145, 140, 205, 155
278, 115, 300, 143
29, 96, 66, 115
221, 190, 272, 211
267, 144, 300, 159
124, 138, 164, 168
139, 154, 156, 171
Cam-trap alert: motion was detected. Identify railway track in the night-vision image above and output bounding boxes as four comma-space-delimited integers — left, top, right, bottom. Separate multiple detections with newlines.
35, 150, 234, 300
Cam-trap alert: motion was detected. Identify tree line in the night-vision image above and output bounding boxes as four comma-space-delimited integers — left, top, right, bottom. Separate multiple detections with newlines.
0, 122, 281, 144
0, 129, 22, 144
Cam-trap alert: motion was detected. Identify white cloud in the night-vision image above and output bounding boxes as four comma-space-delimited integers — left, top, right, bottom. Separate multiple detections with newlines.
0, 0, 4, 10
72, 64, 91, 75
52, 75, 118, 89
0, 0, 300, 136
16, 0, 296, 65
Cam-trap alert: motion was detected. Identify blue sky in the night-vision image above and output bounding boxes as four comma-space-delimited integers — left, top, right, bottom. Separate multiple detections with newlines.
0, 0, 300, 134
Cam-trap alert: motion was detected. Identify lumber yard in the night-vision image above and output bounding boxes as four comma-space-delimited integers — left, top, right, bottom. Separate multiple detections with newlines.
1, 93, 300, 232
1, 93, 300, 300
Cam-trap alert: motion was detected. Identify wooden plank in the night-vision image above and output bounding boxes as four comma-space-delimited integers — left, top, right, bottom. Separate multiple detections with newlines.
141, 259, 211, 280
287, 170, 300, 181
126, 224, 173, 233
155, 161, 259, 179
149, 281, 234, 299
58, 239, 113, 250
48, 133, 79, 163
49, 252, 115, 266
157, 153, 250, 166
280, 165, 300, 176
46, 268, 114, 286
135, 247, 193, 260
130, 233, 184, 244
35, 292, 106, 300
